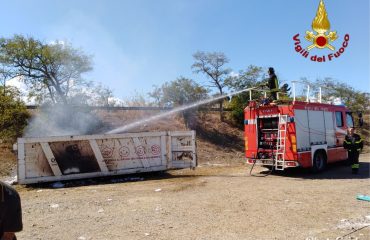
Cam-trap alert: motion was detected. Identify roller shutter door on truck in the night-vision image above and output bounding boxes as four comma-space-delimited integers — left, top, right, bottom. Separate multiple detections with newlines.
294, 110, 332, 150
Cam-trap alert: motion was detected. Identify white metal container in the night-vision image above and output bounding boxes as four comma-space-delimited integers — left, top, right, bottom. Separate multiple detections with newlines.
16, 131, 196, 184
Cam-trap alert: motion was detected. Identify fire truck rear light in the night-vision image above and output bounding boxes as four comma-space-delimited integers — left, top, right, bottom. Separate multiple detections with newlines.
286, 161, 298, 167
291, 135, 297, 153
292, 145, 297, 153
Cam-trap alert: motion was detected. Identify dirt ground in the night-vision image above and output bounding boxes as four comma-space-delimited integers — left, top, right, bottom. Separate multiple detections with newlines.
12, 153, 370, 240
2, 112, 369, 239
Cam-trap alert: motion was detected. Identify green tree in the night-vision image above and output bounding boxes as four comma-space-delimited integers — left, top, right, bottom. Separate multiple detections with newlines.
0, 35, 92, 104
192, 51, 230, 121
224, 65, 264, 91
224, 65, 264, 125
68, 83, 117, 107
89, 83, 116, 107
149, 77, 209, 128
319, 78, 370, 112
0, 63, 13, 95
162, 77, 209, 106
303, 78, 370, 112
0, 86, 30, 141
149, 77, 209, 107
124, 91, 152, 107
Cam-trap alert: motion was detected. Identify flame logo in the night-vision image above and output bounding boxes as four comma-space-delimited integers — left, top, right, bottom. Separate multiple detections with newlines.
312, 0, 330, 34
305, 0, 337, 51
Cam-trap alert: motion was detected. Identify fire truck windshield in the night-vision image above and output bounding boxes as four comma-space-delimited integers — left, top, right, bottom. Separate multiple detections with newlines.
346, 112, 354, 128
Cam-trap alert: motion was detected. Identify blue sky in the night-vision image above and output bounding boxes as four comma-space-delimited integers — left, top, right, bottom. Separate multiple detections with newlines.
1, 0, 369, 99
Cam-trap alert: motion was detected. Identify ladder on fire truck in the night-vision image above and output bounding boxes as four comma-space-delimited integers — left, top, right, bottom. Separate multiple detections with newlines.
274, 114, 288, 170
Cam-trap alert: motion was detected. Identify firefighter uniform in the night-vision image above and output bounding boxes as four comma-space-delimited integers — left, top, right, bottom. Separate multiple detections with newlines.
0, 181, 23, 240
267, 67, 279, 100
343, 133, 363, 174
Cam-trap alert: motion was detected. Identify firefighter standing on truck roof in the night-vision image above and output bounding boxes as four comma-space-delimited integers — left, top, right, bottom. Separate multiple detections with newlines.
266, 67, 279, 101
343, 128, 363, 174
0, 181, 23, 240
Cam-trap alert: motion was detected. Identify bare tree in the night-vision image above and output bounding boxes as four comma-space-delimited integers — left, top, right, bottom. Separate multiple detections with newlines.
192, 51, 230, 120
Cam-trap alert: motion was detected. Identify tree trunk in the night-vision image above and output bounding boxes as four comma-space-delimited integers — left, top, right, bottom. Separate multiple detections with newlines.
54, 83, 67, 104
219, 100, 224, 121
48, 75, 68, 104
218, 85, 224, 122
2, 81, 5, 96
45, 85, 55, 103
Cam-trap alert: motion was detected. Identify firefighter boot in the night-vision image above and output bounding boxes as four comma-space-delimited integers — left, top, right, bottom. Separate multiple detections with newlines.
352, 164, 359, 174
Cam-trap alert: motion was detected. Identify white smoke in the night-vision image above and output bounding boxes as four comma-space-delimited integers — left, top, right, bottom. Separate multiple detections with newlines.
24, 104, 107, 137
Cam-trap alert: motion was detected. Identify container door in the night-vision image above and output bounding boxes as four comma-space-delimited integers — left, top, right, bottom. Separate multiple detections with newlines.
168, 131, 197, 169
294, 109, 310, 151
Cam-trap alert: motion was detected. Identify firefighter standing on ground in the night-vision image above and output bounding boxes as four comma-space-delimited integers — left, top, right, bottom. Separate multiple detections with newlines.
343, 128, 363, 174
0, 181, 23, 240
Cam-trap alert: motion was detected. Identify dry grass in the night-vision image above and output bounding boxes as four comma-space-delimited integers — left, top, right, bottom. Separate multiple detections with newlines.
95, 109, 246, 165
0, 143, 17, 177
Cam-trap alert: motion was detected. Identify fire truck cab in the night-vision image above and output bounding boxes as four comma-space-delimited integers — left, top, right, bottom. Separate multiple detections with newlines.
244, 95, 353, 172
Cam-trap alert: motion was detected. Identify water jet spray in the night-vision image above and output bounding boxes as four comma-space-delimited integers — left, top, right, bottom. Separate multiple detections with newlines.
107, 87, 257, 134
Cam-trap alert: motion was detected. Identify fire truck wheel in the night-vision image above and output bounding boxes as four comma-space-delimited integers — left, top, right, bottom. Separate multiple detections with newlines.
312, 150, 327, 173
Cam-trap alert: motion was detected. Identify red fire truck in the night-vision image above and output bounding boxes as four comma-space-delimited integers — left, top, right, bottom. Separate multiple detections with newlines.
244, 99, 354, 172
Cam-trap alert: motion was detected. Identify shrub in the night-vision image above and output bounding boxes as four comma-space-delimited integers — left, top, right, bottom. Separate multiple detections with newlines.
0, 86, 30, 141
